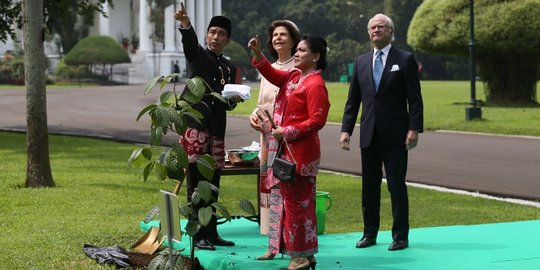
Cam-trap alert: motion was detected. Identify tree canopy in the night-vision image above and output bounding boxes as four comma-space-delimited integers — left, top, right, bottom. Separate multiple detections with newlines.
408, 0, 540, 57
408, 0, 540, 105
64, 35, 130, 66
0, 0, 113, 54
224, 40, 250, 69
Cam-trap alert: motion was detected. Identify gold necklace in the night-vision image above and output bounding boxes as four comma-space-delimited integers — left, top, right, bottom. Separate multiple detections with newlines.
218, 66, 231, 85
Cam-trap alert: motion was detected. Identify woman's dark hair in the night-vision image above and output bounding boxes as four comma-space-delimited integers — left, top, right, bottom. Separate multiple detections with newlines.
302, 35, 328, 70
266, 20, 301, 60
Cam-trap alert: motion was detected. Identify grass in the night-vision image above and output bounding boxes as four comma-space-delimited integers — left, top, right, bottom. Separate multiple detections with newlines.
1, 80, 539, 269
233, 81, 540, 136
2, 132, 540, 269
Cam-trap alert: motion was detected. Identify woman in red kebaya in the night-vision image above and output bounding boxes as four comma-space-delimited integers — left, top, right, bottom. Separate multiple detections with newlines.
249, 34, 330, 270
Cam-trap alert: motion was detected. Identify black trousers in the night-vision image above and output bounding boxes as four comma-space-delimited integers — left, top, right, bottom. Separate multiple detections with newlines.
360, 135, 409, 241
186, 163, 221, 240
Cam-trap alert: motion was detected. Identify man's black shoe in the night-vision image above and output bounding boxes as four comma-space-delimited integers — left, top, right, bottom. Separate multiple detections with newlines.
355, 237, 376, 248
210, 236, 235, 246
388, 240, 408, 251
194, 239, 215, 250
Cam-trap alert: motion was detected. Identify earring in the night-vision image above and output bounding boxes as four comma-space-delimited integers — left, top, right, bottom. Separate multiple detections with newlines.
312, 59, 317, 62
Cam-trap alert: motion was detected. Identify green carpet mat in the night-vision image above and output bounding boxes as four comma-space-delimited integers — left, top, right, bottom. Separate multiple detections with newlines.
140, 219, 540, 269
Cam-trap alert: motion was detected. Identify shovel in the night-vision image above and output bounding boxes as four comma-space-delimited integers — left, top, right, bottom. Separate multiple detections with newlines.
131, 176, 185, 254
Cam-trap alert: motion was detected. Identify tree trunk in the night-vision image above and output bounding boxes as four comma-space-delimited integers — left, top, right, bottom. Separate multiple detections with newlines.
23, 0, 55, 188
477, 55, 538, 106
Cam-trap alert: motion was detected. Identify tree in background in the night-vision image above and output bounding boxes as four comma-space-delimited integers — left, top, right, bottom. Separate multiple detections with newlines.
23, 0, 54, 188
63, 35, 131, 81
0, 0, 113, 54
409, 0, 540, 105
0, 0, 113, 188
0, 1, 21, 43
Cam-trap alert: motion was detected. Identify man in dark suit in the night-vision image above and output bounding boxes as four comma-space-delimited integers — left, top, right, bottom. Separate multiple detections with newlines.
340, 13, 423, 251
174, 3, 240, 250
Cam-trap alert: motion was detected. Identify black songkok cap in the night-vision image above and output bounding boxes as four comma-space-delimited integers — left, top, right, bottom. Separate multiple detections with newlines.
207, 16, 231, 38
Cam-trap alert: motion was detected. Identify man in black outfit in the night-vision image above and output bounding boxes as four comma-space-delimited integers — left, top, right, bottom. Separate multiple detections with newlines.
174, 3, 239, 251
340, 13, 423, 251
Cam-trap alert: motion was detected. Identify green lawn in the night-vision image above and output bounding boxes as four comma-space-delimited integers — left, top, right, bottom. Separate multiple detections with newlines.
233, 81, 540, 136
2, 132, 540, 269
2, 80, 540, 269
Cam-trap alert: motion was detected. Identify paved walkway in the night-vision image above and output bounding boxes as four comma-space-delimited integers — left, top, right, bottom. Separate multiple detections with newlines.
1, 85, 539, 201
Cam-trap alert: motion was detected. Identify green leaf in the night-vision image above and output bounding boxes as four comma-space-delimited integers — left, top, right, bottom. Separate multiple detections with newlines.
144, 75, 163, 95
136, 104, 156, 121
162, 148, 173, 166
128, 148, 142, 168
159, 91, 173, 105
196, 180, 213, 203
166, 159, 185, 180
143, 162, 155, 182
186, 76, 208, 98
141, 148, 152, 160
168, 253, 183, 270
191, 191, 201, 205
174, 115, 188, 135
198, 206, 213, 226
154, 162, 168, 181
177, 100, 191, 109
128, 147, 152, 168
178, 203, 192, 218
143, 205, 160, 223
185, 107, 204, 120
239, 198, 257, 216
210, 91, 228, 103
212, 202, 231, 221
150, 126, 163, 146
181, 89, 202, 104
171, 111, 186, 135
171, 142, 188, 168
196, 154, 216, 181
155, 106, 171, 128
185, 220, 201, 236
159, 77, 169, 90
148, 254, 164, 270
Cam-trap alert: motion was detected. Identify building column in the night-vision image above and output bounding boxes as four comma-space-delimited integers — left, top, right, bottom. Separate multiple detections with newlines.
186, 0, 195, 25
205, 0, 213, 29
164, 4, 176, 52
213, 0, 222, 16
99, 3, 110, 36
195, 0, 205, 45
138, 0, 151, 51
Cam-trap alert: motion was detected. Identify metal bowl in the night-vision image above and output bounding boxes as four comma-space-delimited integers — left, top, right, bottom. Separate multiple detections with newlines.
227, 149, 259, 166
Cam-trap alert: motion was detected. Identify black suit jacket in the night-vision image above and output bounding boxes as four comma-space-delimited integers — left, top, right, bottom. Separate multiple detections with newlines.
179, 26, 237, 137
341, 46, 423, 148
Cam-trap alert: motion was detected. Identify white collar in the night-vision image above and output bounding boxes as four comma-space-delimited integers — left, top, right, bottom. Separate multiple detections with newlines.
373, 44, 391, 57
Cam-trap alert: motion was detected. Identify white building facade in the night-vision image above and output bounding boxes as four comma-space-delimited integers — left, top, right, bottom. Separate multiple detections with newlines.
0, 0, 222, 84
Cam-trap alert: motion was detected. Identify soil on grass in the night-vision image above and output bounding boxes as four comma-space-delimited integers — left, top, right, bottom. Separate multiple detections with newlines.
128, 252, 203, 270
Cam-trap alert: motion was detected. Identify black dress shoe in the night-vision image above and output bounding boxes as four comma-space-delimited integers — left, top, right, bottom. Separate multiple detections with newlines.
210, 236, 235, 246
388, 240, 408, 251
355, 237, 376, 248
194, 239, 215, 250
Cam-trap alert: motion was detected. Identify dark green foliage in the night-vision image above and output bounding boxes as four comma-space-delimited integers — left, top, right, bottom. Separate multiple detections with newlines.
0, 55, 25, 85
54, 58, 91, 81
0, 1, 21, 43
409, 0, 540, 57
408, 0, 540, 105
63, 35, 130, 65
0, 0, 113, 53
224, 40, 250, 69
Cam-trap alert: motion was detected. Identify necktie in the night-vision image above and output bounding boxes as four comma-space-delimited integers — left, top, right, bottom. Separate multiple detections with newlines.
373, 50, 383, 91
